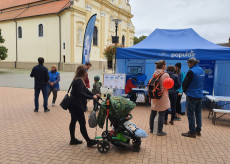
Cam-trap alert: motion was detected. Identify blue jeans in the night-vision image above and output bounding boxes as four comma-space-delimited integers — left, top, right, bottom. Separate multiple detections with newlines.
34, 86, 48, 110
186, 96, 202, 133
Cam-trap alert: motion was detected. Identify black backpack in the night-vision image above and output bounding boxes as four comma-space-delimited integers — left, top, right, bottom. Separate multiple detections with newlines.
148, 72, 165, 99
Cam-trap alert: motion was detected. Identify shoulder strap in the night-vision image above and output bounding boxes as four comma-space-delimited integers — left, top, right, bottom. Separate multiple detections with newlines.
67, 82, 72, 94
67, 79, 78, 94
157, 71, 165, 79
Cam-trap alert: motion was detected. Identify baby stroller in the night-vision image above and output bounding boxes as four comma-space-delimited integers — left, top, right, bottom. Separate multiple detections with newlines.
94, 94, 147, 153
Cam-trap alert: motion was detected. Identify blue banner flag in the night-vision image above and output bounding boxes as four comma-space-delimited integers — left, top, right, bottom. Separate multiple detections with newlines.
82, 14, 97, 64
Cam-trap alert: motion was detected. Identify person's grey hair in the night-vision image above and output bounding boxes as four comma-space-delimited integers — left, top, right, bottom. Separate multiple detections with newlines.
187, 58, 199, 65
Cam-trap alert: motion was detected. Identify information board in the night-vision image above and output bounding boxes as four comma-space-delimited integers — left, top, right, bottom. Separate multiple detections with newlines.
103, 73, 126, 89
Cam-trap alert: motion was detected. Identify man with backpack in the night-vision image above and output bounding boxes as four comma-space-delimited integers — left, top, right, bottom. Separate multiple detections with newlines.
182, 58, 205, 138
149, 60, 170, 136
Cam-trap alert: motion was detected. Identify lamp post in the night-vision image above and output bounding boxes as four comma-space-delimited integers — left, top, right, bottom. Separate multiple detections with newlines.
112, 18, 122, 73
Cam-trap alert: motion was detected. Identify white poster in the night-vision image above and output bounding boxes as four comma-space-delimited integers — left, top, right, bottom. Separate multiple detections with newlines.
103, 74, 126, 89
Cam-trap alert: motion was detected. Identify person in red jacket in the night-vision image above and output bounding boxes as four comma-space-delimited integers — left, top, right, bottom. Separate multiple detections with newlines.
84, 62, 92, 88
84, 62, 92, 111
125, 77, 137, 103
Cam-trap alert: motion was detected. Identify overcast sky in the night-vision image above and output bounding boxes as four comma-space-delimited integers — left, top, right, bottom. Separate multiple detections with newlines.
129, 0, 230, 44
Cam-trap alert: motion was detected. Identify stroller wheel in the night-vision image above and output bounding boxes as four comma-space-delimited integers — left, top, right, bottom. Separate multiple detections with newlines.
101, 131, 112, 140
132, 138, 141, 152
102, 131, 107, 138
133, 146, 140, 152
97, 140, 110, 153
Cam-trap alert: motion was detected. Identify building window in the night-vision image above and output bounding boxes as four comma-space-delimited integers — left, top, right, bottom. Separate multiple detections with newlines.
122, 35, 125, 46
110, 16, 114, 31
93, 26, 98, 46
63, 55, 66, 63
18, 26, 22, 38
38, 24, 43, 37
77, 28, 83, 44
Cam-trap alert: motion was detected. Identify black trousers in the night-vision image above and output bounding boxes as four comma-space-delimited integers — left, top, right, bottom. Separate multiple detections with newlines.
149, 110, 165, 133
93, 98, 99, 111
34, 86, 48, 110
176, 92, 182, 115
165, 91, 177, 121
48, 88, 57, 104
128, 91, 137, 103
69, 111, 90, 141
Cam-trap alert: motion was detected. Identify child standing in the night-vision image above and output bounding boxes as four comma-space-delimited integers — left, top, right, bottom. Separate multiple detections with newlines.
92, 75, 102, 110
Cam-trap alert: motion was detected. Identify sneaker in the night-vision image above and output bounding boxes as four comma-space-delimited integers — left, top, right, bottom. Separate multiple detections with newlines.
169, 120, 174, 125
164, 120, 168, 125
70, 139, 83, 145
149, 129, 153, 133
182, 131, 196, 138
196, 131, 201, 136
52, 103, 55, 107
87, 139, 99, 147
173, 116, 181, 121
157, 132, 167, 136
34, 109, 38, 112
44, 109, 50, 112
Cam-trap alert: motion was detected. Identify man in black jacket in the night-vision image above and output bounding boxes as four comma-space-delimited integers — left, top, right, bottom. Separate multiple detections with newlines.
30, 57, 50, 112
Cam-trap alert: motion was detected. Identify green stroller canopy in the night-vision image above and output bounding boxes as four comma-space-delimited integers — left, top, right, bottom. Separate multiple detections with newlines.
97, 96, 136, 129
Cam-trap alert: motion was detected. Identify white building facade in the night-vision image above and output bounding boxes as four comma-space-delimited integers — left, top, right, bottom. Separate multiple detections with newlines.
0, 0, 135, 71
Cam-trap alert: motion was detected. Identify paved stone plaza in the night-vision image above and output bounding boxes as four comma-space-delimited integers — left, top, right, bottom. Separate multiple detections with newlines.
0, 69, 230, 164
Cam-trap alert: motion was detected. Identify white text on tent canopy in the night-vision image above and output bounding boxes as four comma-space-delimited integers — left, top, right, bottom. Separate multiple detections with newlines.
171, 50, 196, 59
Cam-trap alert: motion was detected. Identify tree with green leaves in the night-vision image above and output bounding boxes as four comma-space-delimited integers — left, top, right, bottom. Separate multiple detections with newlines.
0, 29, 8, 60
133, 35, 147, 45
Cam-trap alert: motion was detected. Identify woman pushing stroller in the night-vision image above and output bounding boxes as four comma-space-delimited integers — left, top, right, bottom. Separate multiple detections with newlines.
68, 65, 100, 147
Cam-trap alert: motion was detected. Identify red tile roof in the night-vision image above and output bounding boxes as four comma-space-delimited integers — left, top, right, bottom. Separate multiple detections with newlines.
0, 0, 70, 22
17, 0, 70, 19
0, 8, 26, 21
0, 0, 44, 10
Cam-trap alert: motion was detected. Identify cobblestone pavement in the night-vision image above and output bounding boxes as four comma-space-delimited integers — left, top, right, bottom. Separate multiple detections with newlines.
1, 87, 230, 164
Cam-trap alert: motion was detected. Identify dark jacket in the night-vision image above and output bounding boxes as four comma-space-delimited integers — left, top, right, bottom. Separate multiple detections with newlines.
167, 71, 181, 92
69, 78, 94, 114
30, 64, 49, 88
92, 81, 102, 95
182, 64, 205, 98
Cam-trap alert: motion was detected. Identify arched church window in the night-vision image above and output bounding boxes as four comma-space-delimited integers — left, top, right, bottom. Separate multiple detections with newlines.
18, 26, 22, 38
77, 28, 83, 44
110, 16, 114, 31
93, 26, 98, 46
38, 24, 43, 37
122, 35, 125, 46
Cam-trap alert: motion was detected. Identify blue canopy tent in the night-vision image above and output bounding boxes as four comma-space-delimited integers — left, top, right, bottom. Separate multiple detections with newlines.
116, 28, 230, 110
117, 28, 230, 60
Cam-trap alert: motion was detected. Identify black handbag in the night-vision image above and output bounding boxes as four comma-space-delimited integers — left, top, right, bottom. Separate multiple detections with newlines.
60, 83, 72, 110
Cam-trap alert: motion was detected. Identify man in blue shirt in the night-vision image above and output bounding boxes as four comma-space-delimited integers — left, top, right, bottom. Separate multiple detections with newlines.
30, 57, 50, 112
182, 58, 205, 138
